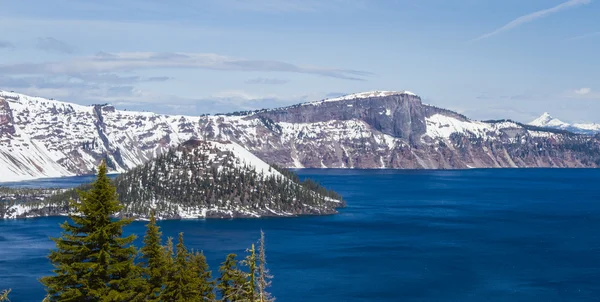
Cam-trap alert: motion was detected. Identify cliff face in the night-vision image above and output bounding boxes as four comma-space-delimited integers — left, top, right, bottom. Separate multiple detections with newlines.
258, 93, 427, 143
0, 90, 599, 182
0, 97, 16, 137
204, 93, 600, 169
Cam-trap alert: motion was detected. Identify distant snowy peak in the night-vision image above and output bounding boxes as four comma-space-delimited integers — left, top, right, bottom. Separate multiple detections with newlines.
529, 112, 569, 128
529, 113, 600, 134
308, 90, 418, 105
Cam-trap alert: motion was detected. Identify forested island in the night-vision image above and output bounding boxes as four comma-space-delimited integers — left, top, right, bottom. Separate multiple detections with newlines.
1, 140, 344, 220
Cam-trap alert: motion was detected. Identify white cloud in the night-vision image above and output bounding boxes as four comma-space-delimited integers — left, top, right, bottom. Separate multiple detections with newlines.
0, 52, 371, 81
574, 87, 591, 95
564, 87, 600, 100
245, 77, 289, 85
472, 0, 592, 41
569, 31, 600, 40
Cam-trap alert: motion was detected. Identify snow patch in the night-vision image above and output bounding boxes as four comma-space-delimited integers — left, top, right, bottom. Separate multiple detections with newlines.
307, 90, 418, 106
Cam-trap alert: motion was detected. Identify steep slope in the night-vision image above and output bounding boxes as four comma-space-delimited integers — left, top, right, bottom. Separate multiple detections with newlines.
529, 112, 600, 135
0, 90, 203, 181
218, 92, 600, 169
1, 90, 599, 182
1, 139, 344, 219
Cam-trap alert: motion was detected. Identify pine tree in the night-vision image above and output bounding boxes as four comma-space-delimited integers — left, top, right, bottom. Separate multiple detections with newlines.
160, 236, 176, 299
140, 211, 167, 301
242, 244, 257, 301
40, 162, 144, 302
217, 254, 247, 302
161, 233, 202, 301
257, 231, 274, 302
191, 251, 216, 301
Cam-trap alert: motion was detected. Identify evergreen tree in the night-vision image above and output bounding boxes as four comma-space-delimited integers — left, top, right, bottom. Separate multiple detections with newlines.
139, 211, 167, 301
161, 233, 202, 301
257, 231, 274, 302
217, 254, 247, 302
160, 235, 176, 300
40, 162, 144, 301
191, 251, 216, 301
242, 244, 257, 301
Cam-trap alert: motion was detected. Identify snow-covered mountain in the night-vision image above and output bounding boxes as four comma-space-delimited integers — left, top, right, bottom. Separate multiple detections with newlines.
1, 139, 344, 219
1, 89, 600, 182
529, 112, 600, 135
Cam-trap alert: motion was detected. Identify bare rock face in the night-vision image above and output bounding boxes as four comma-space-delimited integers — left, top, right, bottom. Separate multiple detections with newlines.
0, 90, 599, 181
0, 97, 16, 137
259, 94, 428, 144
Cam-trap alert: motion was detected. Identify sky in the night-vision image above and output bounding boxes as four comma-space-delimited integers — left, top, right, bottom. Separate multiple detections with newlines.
0, 0, 598, 123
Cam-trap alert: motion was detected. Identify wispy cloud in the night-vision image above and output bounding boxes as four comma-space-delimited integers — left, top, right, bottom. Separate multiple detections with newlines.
0, 52, 371, 81
569, 31, 600, 40
209, 0, 365, 13
565, 88, 600, 100
245, 77, 289, 85
0, 51, 370, 114
36, 37, 74, 54
472, 0, 592, 41
0, 40, 14, 49
1, 83, 337, 115
0, 73, 171, 89
574, 87, 591, 95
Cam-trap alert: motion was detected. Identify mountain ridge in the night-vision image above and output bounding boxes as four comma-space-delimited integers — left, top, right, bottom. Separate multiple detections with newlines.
529, 112, 600, 135
1, 89, 599, 182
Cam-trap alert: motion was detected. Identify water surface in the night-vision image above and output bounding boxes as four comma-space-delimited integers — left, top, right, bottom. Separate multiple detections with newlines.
1, 169, 599, 301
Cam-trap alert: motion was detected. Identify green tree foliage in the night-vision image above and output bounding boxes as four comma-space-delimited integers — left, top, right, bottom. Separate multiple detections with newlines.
139, 211, 167, 301
217, 254, 248, 302
191, 251, 216, 301
161, 233, 203, 301
29, 162, 276, 301
40, 161, 144, 302
112, 144, 344, 218
242, 245, 257, 301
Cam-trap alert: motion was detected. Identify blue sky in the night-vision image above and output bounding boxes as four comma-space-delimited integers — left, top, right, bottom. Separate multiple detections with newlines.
0, 0, 598, 122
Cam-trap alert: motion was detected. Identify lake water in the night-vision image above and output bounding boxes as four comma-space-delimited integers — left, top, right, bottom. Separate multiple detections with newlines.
1, 169, 600, 301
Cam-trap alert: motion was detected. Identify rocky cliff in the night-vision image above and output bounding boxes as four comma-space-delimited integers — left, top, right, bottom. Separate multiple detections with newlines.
0, 90, 599, 181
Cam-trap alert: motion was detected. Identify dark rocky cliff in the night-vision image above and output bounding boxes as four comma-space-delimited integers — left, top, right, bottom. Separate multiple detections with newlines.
0, 97, 16, 137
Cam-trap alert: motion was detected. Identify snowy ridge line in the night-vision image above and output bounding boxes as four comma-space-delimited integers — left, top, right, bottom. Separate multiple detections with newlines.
2, 88, 599, 181
305, 90, 418, 106
424, 114, 568, 141
210, 140, 281, 178
529, 112, 600, 134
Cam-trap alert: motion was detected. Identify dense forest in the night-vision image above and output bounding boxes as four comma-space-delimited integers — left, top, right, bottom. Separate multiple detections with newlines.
1, 139, 345, 219
3, 162, 276, 302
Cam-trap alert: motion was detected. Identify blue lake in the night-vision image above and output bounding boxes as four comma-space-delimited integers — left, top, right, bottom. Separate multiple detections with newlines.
1, 169, 600, 301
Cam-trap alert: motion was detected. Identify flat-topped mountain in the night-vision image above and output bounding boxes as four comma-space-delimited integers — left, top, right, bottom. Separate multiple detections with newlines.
1, 139, 344, 219
1, 89, 599, 182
